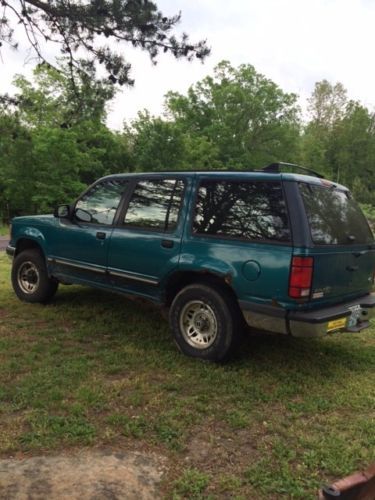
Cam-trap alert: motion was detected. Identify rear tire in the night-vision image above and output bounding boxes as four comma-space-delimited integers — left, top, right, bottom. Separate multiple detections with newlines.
169, 284, 241, 361
11, 249, 58, 303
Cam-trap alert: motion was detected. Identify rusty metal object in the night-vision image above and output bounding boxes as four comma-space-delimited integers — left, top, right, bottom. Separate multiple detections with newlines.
319, 463, 375, 500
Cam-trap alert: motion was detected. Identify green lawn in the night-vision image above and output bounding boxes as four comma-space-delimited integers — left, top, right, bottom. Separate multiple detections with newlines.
0, 253, 374, 499
0, 225, 9, 236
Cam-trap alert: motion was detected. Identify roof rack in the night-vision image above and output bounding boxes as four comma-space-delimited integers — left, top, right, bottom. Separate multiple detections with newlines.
263, 162, 325, 179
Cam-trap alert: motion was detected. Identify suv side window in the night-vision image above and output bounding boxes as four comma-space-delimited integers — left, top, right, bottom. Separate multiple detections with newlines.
75, 179, 128, 225
193, 180, 291, 242
124, 179, 185, 231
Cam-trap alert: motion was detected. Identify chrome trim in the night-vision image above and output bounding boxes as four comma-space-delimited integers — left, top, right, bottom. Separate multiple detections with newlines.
108, 269, 159, 286
242, 310, 288, 335
48, 257, 158, 285
51, 257, 106, 274
289, 321, 327, 337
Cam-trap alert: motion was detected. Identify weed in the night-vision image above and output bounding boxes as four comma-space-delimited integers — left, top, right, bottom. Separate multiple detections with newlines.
172, 468, 210, 499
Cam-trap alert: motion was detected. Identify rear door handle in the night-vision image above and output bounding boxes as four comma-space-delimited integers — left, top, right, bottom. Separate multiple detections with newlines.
346, 265, 359, 271
161, 239, 174, 248
96, 231, 106, 240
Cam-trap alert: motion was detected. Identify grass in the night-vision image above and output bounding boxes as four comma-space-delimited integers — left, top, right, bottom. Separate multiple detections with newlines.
0, 225, 9, 236
0, 253, 374, 498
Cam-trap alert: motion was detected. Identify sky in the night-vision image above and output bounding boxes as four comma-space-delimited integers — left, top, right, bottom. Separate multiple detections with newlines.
1, 0, 375, 130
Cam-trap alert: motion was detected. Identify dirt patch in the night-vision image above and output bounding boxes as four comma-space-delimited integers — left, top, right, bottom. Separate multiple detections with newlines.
185, 423, 262, 473
0, 449, 166, 499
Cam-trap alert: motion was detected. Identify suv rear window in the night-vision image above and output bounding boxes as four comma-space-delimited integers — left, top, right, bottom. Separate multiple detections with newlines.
299, 183, 373, 245
193, 180, 291, 243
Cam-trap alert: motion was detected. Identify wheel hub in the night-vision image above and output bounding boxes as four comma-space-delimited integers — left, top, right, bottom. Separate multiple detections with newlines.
17, 261, 40, 294
179, 300, 218, 349
194, 313, 210, 332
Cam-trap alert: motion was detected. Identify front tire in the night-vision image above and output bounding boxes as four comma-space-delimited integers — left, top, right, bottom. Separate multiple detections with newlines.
169, 284, 241, 361
11, 249, 58, 303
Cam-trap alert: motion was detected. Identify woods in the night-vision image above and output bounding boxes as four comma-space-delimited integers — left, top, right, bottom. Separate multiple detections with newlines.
1, 59, 375, 222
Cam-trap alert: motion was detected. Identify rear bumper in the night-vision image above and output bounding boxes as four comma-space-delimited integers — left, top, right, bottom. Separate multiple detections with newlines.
6, 244, 15, 258
239, 293, 375, 337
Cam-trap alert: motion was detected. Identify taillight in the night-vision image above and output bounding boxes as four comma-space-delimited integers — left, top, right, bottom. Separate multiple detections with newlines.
289, 256, 314, 299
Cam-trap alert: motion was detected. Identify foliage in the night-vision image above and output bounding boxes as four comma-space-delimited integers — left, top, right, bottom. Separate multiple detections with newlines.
0, 62, 131, 220
168, 61, 301, 169
0, 0, 209, 87
13, 62, 116, 127
302, 80, 375, 200
2, 60, 375, 220
307, 79, 347, 127
172, 468, 210, 499
127, 111, 187, 171
129, 61, 301, 171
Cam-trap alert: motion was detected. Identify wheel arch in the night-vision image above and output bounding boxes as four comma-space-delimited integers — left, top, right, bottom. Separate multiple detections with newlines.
15, 238, 45, 257
164, 269, 240, 308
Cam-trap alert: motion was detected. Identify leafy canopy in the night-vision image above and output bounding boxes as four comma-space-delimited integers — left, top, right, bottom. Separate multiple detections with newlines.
0, 61, 131, 219
130, 61, 301, 171
13, 60, 116, 127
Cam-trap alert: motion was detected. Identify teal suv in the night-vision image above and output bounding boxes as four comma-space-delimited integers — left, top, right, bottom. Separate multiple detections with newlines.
7, 164, 375, 361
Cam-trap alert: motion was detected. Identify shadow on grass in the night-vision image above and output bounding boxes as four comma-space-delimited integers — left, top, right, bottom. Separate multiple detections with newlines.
48, 284, 372, 381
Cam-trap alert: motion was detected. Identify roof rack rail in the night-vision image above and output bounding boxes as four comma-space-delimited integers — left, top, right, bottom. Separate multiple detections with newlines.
263, 162, 325, 179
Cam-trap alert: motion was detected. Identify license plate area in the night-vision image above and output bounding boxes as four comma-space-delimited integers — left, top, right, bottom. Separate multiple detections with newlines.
327, 317, 347, 332
327, 305, 363, 332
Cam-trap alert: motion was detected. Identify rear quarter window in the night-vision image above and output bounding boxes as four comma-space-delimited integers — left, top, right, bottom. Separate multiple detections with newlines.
299, 182, 373, 245
193, 180, 291, 243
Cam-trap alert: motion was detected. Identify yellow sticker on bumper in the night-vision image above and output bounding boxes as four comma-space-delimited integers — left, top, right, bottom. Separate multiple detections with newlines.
327, 318, 347, 332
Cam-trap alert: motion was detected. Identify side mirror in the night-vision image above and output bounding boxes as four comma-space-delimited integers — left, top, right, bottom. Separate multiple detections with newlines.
54, 204, 71, 218
75, 208, 93, 223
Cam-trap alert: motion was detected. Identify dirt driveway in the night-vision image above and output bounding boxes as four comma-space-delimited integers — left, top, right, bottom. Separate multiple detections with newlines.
0, 449, 166, 499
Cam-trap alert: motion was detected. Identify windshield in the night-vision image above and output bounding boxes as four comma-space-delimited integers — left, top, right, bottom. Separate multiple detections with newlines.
299, 182, 374, 245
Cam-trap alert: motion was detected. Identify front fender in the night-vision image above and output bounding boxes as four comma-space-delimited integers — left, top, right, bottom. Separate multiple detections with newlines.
13, 227, 47, 255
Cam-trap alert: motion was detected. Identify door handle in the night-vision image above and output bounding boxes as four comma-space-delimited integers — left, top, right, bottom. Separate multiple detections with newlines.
96, 231, 106, 240
353, 251, 366, 257
346, 265, 359, 271
161, 239, 174, 248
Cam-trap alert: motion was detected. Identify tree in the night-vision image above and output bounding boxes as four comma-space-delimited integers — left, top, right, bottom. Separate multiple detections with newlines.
307, 80, 347, 127
302, 80, 375, 202
128, 111, 187, 171
0, 61, 132, 218
165, 61, 301, 169
127, 61, 301, 171
0, 0, 210, 86
326, 102, 375, 193
13, 60, 116, 127
0, 112, 33, 219
302, 80, 348, 178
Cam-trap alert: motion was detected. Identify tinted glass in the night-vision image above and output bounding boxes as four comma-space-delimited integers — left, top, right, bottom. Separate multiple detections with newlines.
193, 180, 291, 242
124, 179, 184, 231
300, 183, 373, 245
76, 179, 128, 225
